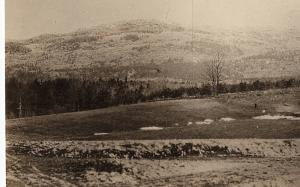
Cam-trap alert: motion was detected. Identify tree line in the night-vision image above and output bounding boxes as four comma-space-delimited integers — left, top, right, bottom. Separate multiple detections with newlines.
6, 78, 146, 118
6, 76, 300, 119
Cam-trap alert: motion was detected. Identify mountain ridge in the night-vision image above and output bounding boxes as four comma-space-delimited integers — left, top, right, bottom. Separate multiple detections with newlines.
5, 19, 300, 82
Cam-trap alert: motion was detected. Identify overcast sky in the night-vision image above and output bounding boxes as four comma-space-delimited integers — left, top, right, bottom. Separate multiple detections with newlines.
6, 0, 300, 40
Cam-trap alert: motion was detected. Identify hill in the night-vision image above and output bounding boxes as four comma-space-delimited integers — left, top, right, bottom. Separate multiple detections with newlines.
5, 19, 300, 82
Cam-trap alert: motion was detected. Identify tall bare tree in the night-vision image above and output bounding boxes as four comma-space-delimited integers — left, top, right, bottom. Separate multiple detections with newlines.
204, 52, 224, 96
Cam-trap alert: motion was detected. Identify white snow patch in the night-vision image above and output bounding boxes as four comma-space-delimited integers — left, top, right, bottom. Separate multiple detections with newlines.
174, 123, 179, 126
219, 117, 236, 122
94, 133, 109, 136
219, 117, 235, 122
140, 126, 163, 131
262, 110, 266, 113
253, 115, 300, 120
195, 119, 214, 125
187, 122, 193, 126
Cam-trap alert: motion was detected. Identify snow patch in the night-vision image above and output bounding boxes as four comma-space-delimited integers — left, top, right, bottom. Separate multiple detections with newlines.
253, 115, 300, 120
140, 126, 163, 131
94, 133, 109, 136
187, 122, 193, 126
195, 119, 214, 125
219, 117, 235, 122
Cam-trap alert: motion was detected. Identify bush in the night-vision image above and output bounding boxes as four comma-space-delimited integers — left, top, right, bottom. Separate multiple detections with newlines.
46, 39, 80, 51
123, 34, 139, 42
5, 42, 32, 54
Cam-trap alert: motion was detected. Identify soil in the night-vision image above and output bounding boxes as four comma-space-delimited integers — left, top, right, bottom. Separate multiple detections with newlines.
6, 139, 300, 187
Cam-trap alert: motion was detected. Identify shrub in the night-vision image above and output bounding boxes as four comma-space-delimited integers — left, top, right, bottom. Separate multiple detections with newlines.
123, 34, 139, 42
5, 42, 32, 54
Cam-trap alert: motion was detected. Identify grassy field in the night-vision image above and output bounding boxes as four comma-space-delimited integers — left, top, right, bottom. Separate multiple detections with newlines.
6, 87, 300, 141
6, 88, 300, 186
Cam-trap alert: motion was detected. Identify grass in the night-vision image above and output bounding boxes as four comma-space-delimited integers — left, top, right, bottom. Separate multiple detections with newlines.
6, 88, 300, 141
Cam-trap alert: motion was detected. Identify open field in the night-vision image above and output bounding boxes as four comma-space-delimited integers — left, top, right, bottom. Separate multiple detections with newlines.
6, 88, 300, 186
6, 88, 300, 141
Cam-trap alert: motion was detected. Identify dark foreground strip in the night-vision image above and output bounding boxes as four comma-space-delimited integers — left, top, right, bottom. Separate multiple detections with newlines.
8, 139, 300, 159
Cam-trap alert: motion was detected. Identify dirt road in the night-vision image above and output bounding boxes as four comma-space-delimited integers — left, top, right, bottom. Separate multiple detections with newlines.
7, 139, 300, 186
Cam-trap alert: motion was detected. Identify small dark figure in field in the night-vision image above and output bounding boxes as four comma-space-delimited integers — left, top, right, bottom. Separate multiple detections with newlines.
254, 103, 257, 109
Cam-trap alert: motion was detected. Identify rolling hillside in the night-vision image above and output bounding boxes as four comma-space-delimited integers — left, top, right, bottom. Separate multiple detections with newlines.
6, 88, 300, 141
5, 19, 300, 82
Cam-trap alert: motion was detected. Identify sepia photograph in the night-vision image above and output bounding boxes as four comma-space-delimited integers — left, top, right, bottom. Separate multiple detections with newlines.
4, 0, 300, 186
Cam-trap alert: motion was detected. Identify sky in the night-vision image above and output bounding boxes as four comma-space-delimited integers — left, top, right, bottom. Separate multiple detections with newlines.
5, 0, 300, 40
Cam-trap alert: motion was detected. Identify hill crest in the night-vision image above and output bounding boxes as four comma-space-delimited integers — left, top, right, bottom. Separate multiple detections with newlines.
5, 19, 300, 82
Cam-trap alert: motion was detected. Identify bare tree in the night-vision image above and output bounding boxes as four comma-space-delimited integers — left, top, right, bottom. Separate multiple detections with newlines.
204, 52, 224, 96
